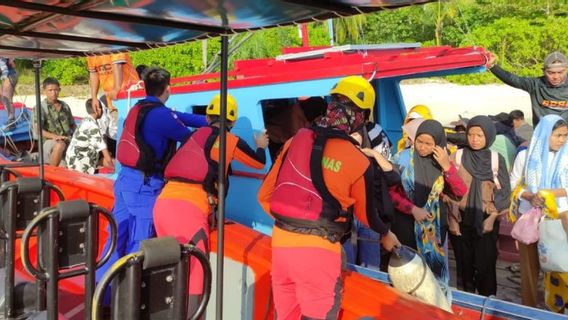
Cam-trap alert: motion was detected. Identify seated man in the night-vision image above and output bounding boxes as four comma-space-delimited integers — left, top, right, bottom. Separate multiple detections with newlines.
33, 77, 76, 166
66, 98, 114, 174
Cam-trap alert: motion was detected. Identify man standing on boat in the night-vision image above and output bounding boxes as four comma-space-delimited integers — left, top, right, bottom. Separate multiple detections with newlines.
258, 76, 400, 319
0, 57, 18, 131
486, 51, 568, 126
87, 53, 140, 156
96, 66, 207, 285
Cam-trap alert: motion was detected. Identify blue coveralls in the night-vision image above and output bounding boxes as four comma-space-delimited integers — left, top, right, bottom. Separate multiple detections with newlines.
96, 96, 207, 284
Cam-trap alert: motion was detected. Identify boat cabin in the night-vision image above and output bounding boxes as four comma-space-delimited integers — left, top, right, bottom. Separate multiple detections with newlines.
117, 43, 488, 235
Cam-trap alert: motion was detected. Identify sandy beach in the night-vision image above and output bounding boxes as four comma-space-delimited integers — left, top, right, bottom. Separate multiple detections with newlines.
400, 82, 532, 125
14, 82, 532, 125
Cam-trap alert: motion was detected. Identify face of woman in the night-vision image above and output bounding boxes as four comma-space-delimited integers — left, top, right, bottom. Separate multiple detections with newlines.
467, 126, 486, 150
414, 133, 435, 157
549, 125, 568, 152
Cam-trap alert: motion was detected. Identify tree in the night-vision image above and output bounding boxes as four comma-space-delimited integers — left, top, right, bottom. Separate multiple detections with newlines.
333, 15, 366, 44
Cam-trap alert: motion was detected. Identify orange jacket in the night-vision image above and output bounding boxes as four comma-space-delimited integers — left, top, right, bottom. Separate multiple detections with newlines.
258, 130, 376, 252
210, 131, 266, 173
87, 53, 139, 106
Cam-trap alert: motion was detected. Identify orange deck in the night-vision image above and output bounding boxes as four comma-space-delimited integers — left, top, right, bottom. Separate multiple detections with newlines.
2, 161, 472, 319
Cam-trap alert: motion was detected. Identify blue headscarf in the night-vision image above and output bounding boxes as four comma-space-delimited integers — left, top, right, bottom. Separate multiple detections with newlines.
525, 115, 568, 193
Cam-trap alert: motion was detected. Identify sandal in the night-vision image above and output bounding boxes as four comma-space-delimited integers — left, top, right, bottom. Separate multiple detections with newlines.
506, 264, 520, 273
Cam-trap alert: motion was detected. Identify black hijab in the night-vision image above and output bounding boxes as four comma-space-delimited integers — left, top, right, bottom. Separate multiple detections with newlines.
413, 120, 447, 207
461, 115, 509, 235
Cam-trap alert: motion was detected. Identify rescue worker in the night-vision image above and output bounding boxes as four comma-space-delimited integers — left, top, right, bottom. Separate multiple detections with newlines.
153, 93, 268, 313
258, 76, 400, 319
96, 67, 207, 285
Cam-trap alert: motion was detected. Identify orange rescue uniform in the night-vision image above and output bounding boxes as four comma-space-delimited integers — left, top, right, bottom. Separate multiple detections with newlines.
154, 129, 265, 295
258, 133, 376, 319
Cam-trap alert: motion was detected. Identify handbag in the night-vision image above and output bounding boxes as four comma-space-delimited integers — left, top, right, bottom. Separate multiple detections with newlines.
510, 207, 542, 245
538, 217, 568, 273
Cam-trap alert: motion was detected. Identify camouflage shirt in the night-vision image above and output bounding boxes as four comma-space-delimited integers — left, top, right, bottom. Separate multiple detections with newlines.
33, 98, 75, 139
65, 116, 107, 174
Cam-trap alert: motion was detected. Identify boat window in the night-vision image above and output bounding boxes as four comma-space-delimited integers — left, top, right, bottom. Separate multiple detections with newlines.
192, 105, 207, 116
261, 97, 327, 161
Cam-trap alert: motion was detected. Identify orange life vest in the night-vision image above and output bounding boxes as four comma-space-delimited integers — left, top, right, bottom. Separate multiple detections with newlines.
116, 101, 175, 175
270, 127, 355, 243
164, 126, 220, 195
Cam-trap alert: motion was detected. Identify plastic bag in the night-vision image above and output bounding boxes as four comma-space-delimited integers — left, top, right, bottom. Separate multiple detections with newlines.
538, 217, 568, 273
510, 207, 542, 245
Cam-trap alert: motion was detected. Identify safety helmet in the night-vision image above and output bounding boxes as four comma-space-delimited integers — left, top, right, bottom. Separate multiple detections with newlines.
206, 93, 238, 122
329, 76, 375, 111
407, 104, 433, 120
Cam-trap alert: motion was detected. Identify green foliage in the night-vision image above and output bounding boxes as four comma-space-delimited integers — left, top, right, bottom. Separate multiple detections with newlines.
130, 41, 212, 78
42, 57, 87, 85
232, 27, 301, 61
449, 17, 568, 84
363, 6, 433, 44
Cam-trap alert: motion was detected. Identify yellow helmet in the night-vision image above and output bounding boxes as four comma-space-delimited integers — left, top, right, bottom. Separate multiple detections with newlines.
329, 76, 375, 111
206, 93, 238, 122
406, 104, 433, 122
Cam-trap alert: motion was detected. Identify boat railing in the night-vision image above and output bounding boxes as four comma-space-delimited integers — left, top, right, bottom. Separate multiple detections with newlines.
171, 70, 240, 87
0, 177, 64, 319
92, 236, 212, 320
21, 199, 117, 320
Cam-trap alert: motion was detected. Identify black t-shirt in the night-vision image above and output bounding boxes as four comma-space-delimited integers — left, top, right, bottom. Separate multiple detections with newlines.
490, 65, 568, 126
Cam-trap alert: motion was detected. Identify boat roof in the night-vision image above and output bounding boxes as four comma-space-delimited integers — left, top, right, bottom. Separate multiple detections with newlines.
124, 43, 488, 98
0, 0, 435, 59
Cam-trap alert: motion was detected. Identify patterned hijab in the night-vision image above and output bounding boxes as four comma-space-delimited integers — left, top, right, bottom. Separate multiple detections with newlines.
525, 114, 568, 193
317, 99, 366, 135
399, 119, 449, 292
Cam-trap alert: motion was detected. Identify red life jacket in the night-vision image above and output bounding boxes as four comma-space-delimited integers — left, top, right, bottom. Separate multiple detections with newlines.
116, 101, 176, 175
270, 127, 354, 243
164, 126, 220, 195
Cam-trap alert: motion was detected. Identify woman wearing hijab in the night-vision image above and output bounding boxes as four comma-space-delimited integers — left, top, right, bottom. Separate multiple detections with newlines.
393, 118, 425, 166
448, 115, 511, 297
391, 119, 467, 292
509, 114, 568, 311
396, 104, 433, 153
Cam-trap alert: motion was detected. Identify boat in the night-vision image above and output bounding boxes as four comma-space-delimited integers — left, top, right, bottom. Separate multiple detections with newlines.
0, 103, 34, 153
0, 1, 565, 319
